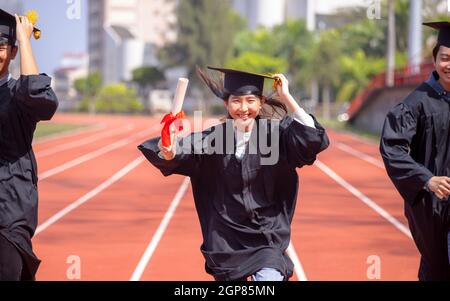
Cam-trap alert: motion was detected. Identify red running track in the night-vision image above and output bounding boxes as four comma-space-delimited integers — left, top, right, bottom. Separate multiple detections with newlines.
31, 113, 419, 281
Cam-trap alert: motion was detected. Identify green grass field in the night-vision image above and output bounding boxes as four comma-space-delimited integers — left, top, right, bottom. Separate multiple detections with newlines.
35, 123, 91, 139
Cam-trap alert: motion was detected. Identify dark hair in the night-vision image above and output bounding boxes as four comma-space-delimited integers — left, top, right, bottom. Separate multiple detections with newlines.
196, 66, 288, 119
196, 66, 230, 100
0, 37, 17, 48
0, 37, 9, 47
433, 43, 441, 61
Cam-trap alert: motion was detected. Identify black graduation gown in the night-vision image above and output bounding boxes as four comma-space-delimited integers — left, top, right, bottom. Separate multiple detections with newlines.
380, 79, 450, 280
138, 115, 329, 280
0, 74, 58, 280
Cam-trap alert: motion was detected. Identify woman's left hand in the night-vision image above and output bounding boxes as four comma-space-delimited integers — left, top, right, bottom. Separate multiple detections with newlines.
272, 74, 291, 101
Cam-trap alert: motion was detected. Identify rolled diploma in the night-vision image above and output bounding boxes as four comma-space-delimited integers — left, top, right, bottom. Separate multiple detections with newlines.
167, 78, 188, 141
172, 78, 189, 114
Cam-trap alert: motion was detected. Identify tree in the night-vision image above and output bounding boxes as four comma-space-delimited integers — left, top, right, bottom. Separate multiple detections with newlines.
271, 20, 313, 79
74, 72, 102, 114
339, 19, 386, 58
159, 0, 245, 90
303, 29, 343, 119
337, 50, 385, 103
74, 72, 102, 98
231, 20, 314, 97
131, 66, 165, 101
132, 66, 165, 88
94, 84, 143, 114
226, 52, 287, 75
232, 27, 278, 58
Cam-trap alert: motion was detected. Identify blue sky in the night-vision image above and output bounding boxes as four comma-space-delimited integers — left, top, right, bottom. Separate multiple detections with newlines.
23, 0, 87, 75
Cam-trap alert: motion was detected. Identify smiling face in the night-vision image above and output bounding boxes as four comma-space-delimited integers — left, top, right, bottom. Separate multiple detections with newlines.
225, 94, 263, 131
0, 42, 17, 77
434, 45, 450, 91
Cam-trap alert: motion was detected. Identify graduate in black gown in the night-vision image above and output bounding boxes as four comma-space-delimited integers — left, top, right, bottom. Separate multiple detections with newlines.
138, 67, 329, 281
380, 22, 450, 281
0, 9, 58, 280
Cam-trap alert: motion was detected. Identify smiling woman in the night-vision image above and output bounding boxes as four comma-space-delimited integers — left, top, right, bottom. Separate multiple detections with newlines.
138, 65, 329, 281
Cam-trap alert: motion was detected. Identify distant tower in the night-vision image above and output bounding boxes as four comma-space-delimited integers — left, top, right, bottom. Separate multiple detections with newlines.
285, 0, 314, 31
233, 0, 285, 30
408, 0, 422, 74
233, 0, 316, 31
88, 0, 177, 83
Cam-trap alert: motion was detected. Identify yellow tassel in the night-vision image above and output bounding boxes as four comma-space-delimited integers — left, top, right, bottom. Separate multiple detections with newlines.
25, 10, 41, 40
25, 10, 39, 25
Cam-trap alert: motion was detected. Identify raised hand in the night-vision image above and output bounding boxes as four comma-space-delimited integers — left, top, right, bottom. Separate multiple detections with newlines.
15, 15, 34, 43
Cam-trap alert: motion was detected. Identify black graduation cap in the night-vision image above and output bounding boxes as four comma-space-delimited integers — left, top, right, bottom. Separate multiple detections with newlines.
207, 66, 274, 96
423, 21, 450, 48
0, 8, 41, 45
0, 9, 17, 45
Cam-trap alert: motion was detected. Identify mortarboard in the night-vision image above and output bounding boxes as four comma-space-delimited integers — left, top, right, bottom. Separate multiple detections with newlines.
423, 21, 450, 48
0, 8, 41, 45
207, 66, 275, 96
0, 9, 16, 45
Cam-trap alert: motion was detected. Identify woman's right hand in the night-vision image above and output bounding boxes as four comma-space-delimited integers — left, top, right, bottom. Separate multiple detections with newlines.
158, 132, 176, 160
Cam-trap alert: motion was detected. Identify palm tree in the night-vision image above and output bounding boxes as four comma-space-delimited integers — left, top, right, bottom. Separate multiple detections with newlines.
303, 29, 342, 120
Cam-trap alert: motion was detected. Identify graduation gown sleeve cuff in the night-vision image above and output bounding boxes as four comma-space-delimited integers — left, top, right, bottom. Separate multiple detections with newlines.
15, 74, 58, 121
280, 115, 329, 168
292, 107, 316, 128
138, 135, 200, 177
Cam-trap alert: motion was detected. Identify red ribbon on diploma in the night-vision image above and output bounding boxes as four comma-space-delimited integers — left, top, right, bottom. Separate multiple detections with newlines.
160, 111, 185, 147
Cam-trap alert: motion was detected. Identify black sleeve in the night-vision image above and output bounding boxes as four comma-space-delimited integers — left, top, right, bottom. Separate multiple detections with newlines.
280, 115, 330, 168
380, 103, 433, 205
138, 134, 201, 177
14, 74, 59, 121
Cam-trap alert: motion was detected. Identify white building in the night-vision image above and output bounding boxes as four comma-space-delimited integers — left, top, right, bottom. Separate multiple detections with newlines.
53, 53, 88, 111
238, 0, 286, 30
88, 0, 177, 84
233, 0, 367, 31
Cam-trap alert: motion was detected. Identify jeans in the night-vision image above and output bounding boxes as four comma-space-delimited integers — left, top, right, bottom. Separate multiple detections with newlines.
251, 268, 284, 281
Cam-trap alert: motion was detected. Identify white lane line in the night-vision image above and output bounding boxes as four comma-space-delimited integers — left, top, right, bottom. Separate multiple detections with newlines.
331, 129, 378, 147
314, 160, 412, 239
38, 125, 159, 181
36, 125, 135, 158
35, 156, 145, 235
130, 177, 191, 281
34, 123, 106, 145
287, 242, 307, 281
335, 142, 385, 169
